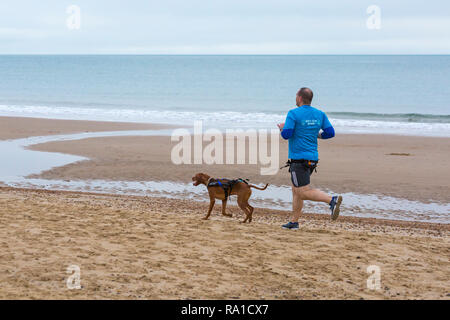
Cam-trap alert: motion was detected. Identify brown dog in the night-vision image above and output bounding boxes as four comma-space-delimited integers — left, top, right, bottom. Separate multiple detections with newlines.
192, 173, 268, 223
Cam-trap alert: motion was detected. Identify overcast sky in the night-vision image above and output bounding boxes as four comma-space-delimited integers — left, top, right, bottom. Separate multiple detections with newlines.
1, 0, 449, 54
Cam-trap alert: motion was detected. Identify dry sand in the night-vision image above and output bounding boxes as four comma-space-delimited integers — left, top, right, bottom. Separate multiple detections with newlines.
27, 133, 450, 203
0, 187, 448, 300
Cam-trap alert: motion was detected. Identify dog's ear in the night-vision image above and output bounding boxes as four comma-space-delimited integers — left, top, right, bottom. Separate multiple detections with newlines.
199, 173, 210, 182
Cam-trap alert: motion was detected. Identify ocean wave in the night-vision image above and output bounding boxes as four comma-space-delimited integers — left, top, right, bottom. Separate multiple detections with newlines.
0, 104, 449, 137
328, 112, 450, 123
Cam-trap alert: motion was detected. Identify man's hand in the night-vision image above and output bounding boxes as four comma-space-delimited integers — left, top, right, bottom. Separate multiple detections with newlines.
277, 122, 285, 131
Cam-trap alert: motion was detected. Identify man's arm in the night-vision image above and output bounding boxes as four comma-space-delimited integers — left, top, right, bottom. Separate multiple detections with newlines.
319, 112, 335, 139
279, 111, 295, 140
281, 127, 294, 139
319, 126, 335, 139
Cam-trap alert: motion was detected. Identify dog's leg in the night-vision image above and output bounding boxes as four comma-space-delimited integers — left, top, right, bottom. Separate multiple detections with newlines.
244, 190, 253, 223
246, 204, 254, 223
203, 198, 215, 220
237, 197, 250, 223
221, 199, 232, 217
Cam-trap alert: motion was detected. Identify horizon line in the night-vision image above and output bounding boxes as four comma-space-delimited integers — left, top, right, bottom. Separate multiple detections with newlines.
0, 53, 449, 56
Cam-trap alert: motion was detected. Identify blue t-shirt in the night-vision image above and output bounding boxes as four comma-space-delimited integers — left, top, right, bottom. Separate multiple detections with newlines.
283, 105, 332, 161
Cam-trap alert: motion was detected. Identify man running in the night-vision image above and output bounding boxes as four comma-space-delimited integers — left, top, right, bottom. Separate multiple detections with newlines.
278, 87, 342, 230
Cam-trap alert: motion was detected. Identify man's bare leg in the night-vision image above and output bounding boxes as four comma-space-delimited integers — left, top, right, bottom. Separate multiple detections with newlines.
291, 187, 304, 223
290, 185, 332, 223
297, 185, 332, 203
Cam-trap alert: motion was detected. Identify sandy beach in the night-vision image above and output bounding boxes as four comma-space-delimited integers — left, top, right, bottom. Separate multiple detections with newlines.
0, 187, 448, 300
0, 116, 449, 299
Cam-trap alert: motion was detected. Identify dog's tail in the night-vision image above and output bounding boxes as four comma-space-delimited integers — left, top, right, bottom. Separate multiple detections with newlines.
249, 183, 269, 191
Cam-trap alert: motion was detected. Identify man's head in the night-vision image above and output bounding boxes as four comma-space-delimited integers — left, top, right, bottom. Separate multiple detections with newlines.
296, 87, 313, 107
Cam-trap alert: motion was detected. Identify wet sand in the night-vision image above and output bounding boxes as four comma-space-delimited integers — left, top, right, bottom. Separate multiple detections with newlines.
27, 133, 450, 204
0, 116, 174, 140
0, 187, 448, 299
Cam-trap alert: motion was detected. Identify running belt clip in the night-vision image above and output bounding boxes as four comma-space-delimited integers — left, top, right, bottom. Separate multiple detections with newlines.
280, 160, 291, 170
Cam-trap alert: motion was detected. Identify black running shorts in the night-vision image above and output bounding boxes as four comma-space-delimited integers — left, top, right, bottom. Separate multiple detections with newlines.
289, 161, 316, 187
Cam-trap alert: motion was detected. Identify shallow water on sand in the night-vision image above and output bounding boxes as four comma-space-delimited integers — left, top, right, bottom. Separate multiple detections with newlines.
0, 129, 174, 178
0, 130, 449, 224
4, 178, 448, 224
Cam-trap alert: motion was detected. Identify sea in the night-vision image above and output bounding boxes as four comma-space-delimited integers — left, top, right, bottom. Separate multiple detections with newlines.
0, 55, 449, 136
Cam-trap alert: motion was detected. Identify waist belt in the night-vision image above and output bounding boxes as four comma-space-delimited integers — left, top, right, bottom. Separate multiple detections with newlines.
280, 159, 319, 170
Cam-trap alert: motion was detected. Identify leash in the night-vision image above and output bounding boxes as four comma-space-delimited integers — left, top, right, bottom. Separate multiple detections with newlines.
280, 160, 291, 170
